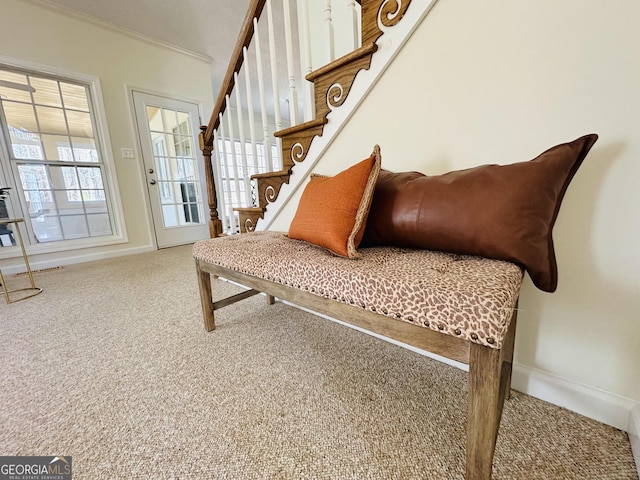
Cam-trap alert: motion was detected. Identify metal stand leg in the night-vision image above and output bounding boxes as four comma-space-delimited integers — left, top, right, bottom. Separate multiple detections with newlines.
0, 218, 43, 304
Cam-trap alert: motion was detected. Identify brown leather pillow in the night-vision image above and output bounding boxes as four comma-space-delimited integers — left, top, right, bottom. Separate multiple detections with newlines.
361, 134, 598, 292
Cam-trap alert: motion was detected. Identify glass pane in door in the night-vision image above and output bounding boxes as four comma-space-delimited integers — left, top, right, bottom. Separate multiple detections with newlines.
146, 105, 204, 229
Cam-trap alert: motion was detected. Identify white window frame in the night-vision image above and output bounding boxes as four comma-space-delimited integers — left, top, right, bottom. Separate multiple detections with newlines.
0, 56, 127, 257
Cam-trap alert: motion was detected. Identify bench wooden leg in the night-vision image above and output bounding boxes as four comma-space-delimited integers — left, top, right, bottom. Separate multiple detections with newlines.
196, 260, 216, 331
196, 260, 274, 331
501, 312, 517, 402
466, 308, 518, 479
466, 343, 505, 480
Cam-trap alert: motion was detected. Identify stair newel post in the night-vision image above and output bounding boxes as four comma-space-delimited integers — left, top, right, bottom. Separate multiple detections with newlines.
199, 126, 223, 238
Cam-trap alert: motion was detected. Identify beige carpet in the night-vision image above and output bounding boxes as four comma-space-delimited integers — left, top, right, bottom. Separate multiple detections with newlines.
0, 245, 637, 479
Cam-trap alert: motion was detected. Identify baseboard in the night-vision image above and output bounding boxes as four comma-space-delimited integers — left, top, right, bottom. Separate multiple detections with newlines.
0, 245, 155, 275
629, 403, 640, 476
511, 363, 636, 432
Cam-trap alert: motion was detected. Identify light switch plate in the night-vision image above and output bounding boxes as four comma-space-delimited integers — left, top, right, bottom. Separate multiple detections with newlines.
121, 148, 135, 159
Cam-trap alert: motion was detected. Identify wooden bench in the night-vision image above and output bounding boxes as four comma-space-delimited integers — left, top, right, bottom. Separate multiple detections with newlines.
193, 231, 523, 479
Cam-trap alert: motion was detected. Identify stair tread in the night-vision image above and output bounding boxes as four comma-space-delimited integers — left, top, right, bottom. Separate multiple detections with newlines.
306, 42, 378, 82
233, 206, 265, 213
251, 170, 289, 179
274, 117, 327, 138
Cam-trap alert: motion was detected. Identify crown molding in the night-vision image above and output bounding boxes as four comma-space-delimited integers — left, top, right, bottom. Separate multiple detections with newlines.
22, 0, 214, 64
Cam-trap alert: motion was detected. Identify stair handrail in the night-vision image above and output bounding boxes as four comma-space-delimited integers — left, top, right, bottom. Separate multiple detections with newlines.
202, 0, 268, 148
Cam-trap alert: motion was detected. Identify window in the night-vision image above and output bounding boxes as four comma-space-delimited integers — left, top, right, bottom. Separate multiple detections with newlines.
217, 138, 279, 207
0, 65, 118, 246
214, 138, 279, 233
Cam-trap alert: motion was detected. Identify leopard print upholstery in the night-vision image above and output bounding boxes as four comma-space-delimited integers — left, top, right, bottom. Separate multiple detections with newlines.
193, 232, 523, 349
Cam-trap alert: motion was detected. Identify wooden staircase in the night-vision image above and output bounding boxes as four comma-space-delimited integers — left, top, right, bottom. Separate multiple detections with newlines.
199, 0, 414, 236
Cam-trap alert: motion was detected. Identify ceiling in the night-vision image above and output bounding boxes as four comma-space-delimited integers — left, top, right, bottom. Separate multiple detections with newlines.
29, 0, 304, 122
33, 0, 253, 81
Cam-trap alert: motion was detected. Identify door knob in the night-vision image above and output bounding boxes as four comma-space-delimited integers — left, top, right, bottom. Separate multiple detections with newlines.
148, 168, 154, 174
149, 179, 157, 185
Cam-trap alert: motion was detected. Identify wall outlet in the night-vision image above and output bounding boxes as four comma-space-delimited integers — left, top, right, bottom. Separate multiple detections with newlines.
121, 148, 135, 159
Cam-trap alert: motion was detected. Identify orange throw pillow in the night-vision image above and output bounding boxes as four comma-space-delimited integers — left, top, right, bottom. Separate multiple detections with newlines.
288, 145, 381, 258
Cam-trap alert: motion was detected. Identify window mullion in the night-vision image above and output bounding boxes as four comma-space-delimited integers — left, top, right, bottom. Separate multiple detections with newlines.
0, 65, 117, 246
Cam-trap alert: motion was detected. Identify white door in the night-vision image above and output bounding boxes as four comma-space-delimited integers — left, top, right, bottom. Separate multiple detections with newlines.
133, 92, 209, 248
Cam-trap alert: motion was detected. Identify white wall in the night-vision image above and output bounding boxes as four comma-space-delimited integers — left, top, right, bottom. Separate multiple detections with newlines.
270, 0, 640, 431
0, 0, 215, 267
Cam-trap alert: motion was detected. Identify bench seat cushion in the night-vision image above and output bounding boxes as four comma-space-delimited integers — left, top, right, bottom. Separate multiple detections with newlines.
193, 231, 523, 349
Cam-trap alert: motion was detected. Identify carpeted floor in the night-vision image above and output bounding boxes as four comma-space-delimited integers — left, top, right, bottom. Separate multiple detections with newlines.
0, 245, 637, 479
